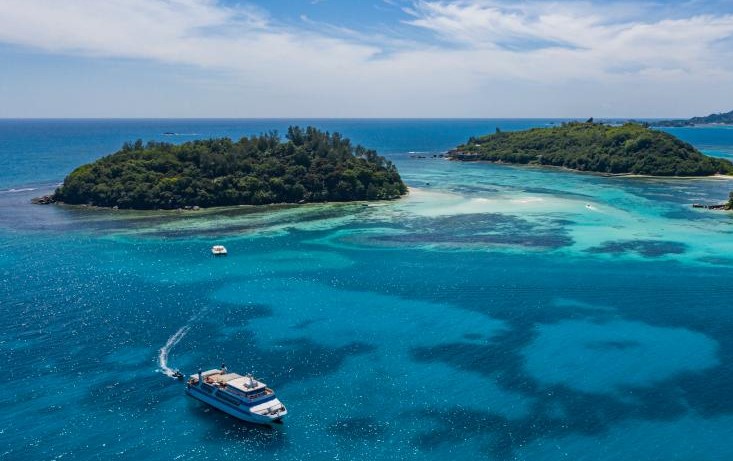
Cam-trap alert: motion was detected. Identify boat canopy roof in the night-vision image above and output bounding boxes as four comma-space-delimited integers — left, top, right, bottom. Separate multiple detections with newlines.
189, 368, 223, 379
228, 377, 266, 393
190, 369, 267, 392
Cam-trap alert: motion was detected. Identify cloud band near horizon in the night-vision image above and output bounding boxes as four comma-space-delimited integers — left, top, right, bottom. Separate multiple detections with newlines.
1, 0, 732, 118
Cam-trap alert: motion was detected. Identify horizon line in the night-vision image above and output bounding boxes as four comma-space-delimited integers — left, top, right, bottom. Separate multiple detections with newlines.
0, 116, 670, 121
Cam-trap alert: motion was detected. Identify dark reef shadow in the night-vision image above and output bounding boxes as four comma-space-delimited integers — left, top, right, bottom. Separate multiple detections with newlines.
346, 213, 574, 250
587, 239, 687, 257
407, 323, 731, 460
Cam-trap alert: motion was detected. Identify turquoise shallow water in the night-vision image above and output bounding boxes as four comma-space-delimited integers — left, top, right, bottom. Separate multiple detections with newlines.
1, 120, 733, 460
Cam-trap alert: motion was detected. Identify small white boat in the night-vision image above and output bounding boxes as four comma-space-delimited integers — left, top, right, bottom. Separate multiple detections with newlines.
211, 245, 227, 256
186, 366, 287, 424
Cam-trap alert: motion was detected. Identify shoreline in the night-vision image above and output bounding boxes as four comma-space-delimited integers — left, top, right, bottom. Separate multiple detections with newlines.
32, 191, 409, 213
447, 154, 733, 180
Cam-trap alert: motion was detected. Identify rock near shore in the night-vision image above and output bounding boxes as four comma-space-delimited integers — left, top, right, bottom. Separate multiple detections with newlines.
31, 195, 56, 205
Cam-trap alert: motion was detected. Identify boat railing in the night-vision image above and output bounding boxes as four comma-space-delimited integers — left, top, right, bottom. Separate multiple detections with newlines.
245, 388, 273, 400
257, 404, 285, 416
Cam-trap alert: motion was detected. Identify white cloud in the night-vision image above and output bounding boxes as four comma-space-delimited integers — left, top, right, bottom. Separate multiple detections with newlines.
0, 0, 732, 117
0, 0, 379, 73
404, 1, 733, 77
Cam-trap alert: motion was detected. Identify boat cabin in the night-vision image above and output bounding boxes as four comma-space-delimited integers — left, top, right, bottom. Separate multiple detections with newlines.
189, 369, 273, 401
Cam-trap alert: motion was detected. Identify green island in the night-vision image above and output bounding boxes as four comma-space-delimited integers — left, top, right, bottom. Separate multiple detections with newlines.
652, 109, 733, 127
52, 126, 407, 209
449, 121, 733, 176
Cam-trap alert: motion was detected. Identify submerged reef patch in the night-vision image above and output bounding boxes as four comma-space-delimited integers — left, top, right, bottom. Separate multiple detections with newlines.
336, 213, 573, 251
587, 239, 687, 257
522, 319, 719, 394
698, 256, 733, 266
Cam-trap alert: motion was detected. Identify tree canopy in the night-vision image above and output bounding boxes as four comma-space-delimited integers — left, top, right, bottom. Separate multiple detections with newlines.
54, 126, 407, 209
450, 122, 733, 176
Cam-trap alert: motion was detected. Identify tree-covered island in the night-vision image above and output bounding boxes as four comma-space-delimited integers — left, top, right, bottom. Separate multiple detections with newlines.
449, 121, 733, 176
652, 109, 733, 127
53, 127, 407, 209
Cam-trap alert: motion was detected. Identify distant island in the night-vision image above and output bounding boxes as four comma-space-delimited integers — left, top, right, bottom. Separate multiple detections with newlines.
652, 109, 733, 127
448, 121, 733, 176
52, 126, 407, 209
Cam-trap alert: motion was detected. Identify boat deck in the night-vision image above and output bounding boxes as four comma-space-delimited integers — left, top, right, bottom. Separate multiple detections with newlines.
190, 369, 268, 394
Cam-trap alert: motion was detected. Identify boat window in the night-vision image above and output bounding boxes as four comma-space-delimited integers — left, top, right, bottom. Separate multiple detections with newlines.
215, 391, 241, 406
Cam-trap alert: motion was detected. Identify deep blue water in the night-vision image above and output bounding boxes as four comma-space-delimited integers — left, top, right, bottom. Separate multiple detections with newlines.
1, 120, 733, 460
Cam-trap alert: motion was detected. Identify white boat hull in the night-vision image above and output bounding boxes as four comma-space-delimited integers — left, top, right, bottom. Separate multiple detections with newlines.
186, 385, 286, 425
211, 245, 228, 256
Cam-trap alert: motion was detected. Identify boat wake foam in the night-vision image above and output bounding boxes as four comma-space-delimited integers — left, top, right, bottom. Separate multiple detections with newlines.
158, 305, 214, 378
159, 324, 192, 378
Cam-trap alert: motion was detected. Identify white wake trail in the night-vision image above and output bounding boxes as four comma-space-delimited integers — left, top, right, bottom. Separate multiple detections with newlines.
158, 305, 214, 378
158, 324, 192, 377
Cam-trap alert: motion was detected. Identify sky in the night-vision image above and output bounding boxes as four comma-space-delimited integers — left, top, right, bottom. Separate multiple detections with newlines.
1, 0, 732, 118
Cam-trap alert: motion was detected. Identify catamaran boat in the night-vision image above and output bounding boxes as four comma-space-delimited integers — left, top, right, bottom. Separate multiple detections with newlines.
211, 245, 227, 256
186, 366, 287, 424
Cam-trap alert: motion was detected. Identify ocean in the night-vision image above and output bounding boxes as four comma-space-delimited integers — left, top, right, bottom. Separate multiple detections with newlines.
1, 119, 732, 460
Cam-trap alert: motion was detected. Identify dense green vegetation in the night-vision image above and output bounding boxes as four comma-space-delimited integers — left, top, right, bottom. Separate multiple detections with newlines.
653, 109, 733, 127
54, 127, 407, 209
450, 122, 733, 176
